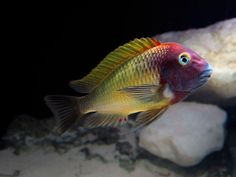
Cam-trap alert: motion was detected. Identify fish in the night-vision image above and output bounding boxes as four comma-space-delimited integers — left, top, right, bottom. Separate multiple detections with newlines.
45, 37, 213, 134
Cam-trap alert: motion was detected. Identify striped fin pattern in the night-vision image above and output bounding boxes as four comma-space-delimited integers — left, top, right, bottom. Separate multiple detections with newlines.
70, 37, 161, 93
83, 112, 128, 128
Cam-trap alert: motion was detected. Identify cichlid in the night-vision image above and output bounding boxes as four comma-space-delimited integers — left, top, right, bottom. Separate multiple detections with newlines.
45, 37, 212, 134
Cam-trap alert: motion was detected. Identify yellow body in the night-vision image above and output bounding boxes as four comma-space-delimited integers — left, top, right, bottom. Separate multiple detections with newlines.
82, 46, 172, 116
46, 38, 175, 132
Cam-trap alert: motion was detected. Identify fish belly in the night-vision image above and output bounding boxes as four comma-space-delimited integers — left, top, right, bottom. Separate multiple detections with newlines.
86, 91, 169, 116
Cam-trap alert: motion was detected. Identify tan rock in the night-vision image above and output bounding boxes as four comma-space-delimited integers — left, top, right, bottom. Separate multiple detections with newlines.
155, 18, 236, 105
139, 102, 227, 167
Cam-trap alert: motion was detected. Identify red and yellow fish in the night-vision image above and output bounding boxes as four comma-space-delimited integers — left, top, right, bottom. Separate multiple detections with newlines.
45, 37, 212, 134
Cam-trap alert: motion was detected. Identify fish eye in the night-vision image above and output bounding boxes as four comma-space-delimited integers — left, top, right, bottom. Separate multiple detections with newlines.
178, 52, 191, 66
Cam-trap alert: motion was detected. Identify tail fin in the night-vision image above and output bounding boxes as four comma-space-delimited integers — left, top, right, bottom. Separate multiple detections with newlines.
44, 95, 83, 134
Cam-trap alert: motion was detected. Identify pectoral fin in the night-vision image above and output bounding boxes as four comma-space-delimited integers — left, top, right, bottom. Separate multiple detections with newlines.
120, 84, 161, 102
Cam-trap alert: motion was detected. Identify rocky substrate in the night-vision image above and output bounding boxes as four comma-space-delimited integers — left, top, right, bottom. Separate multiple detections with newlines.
1, 108, 234, 177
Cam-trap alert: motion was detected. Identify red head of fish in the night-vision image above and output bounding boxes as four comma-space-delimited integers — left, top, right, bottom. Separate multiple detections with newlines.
159, 42, 212, 103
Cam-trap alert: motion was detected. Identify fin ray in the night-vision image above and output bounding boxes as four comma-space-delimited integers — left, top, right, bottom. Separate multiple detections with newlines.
70, 38, 161, 93
132, 108, 167, 131
120, 84, 161, 102
83, 112, 128, 128
45, 95, 84, 134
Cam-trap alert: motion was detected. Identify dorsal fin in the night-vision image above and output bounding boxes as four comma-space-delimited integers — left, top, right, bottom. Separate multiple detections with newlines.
70, 37, 161, 93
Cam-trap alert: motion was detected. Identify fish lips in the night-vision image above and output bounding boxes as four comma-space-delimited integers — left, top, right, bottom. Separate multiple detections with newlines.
193, 64, 213, 91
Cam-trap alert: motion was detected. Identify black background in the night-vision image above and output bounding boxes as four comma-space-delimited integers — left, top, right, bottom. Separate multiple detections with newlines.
3, 0, 236, 138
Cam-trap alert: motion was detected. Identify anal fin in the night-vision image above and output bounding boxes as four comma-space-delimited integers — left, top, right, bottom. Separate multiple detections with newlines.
83, 112, 128, 128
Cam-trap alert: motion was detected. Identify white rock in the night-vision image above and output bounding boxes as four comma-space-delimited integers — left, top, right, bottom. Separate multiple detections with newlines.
155, 18, 236, 106
139, 102, 227, 167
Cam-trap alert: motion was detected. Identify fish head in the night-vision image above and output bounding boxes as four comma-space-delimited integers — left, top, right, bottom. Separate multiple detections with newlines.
161, 43, 213, 93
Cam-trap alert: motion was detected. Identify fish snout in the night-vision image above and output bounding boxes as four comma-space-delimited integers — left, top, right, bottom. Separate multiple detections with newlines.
198, 63, 213, 86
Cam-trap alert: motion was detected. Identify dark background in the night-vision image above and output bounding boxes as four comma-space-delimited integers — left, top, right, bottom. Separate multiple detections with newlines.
3, 1, 236, 138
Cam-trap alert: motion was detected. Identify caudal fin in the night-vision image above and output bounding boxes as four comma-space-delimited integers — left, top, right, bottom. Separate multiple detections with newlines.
44, 95, 83, 134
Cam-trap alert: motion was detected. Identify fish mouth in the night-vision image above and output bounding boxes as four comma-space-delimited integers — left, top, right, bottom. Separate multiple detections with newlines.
192, 64, 213, 91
